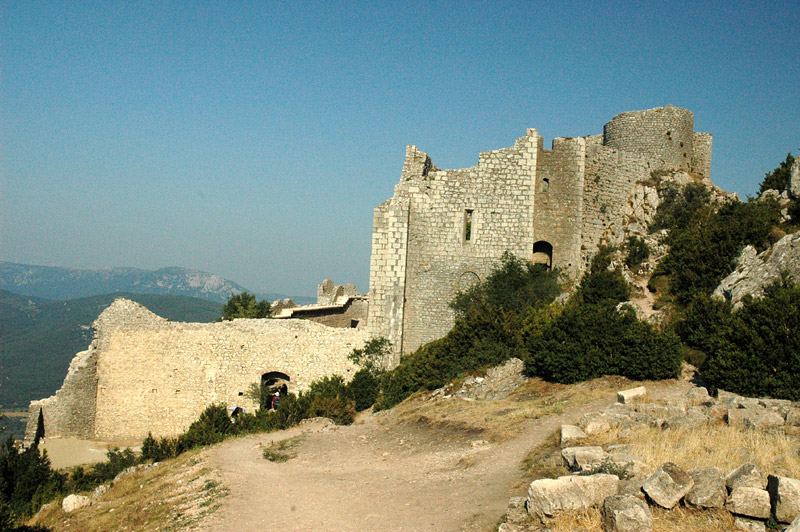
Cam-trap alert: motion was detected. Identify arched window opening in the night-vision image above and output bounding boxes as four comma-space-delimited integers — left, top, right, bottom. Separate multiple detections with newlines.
532, 241, 553, 269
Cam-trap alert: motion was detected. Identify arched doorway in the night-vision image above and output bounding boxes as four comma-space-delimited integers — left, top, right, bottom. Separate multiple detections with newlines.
261, 371, 290, 395
532, 241, 553, 268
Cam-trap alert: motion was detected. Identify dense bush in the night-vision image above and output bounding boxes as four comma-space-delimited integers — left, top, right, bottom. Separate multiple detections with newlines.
0, 437, 64, 521
450, 251, 561, 318
349, 368, 380, 411
376, 253, 561, 410
525, 303, 682, 383
683, 278, 800, 400
301, 375, 356, 425
758, 152, 795, 194
575, 247, 630, 306
624, 236, 649, 269
65, 448, 138, 492
655, 198, 780, 305
525, 259, 681, 384
650, 182, 711, 232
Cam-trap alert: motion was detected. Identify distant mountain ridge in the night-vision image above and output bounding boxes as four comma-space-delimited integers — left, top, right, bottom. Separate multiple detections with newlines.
0, 262, 249, 303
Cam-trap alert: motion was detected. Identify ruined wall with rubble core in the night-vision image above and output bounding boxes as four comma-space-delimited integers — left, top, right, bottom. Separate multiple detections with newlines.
534, 137, 586, 275
368, 133, 540, 358
27, 298, 367, 442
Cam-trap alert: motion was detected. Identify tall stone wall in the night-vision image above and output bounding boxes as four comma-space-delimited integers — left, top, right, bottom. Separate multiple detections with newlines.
692, 132, 713, 178
367, 196, 410, 366
368, 105, 713, 364
603, 106, 695, 172
370, 131, 540, 357
534, 137, 585, 274
581, 144, 651, 266
29, 299, 367, 441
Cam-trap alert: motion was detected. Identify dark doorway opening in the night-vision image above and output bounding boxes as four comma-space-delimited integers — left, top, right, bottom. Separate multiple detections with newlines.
532, 241, 553, 269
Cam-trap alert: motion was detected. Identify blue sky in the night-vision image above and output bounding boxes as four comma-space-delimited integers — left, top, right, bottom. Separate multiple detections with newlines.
1, 1, 798, 296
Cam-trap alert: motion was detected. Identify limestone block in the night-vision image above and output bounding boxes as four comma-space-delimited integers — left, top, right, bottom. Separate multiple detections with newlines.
726, 487, 771, 519
601, 495, 653, 532
726, 463, 767, 491
62, 494, 91, 513
733, 516, 767, 532
581, 413, 613, 436
560, 424, 587, 448
642, 462, 694, 509
662, 408, 710, 430
727, 407, 785, 430
617, 387, 646, 404
786, 409, 800, 427
767, 475, 800, 523
784, 516, 800, 532
686, 386, 711, 403
561, 446, 608, 471
527, 474, 620, 520
685, 467, 726, 509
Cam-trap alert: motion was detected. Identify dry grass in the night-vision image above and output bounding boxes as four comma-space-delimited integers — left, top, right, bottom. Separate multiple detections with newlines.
28, 448, 226, 532
622, 423, 800, 478
546, 506, 736, 532
262, 435, 304, 462
394, 375, 631, 442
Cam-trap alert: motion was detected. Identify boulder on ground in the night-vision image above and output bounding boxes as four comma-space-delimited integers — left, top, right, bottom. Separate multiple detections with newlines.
687, 387, 711, 403
784, 516, 800, 532
560, 424, 587, 448
527, 474, 620, 520
767, 475, 800, 524
62, 494, 91, 513
601, 494, 653, 532
642, 462, 693, 509
726, 487, 771, 519
685, 467, 726, 509
786, 409, 800, 427
561, 446, 608, 471
726, 463, 767, 491
733, 516, 767, 532
617, 387, 647, 404
580, 413, 613, 435
728, 407, 785, 430
662, 407, 710, 430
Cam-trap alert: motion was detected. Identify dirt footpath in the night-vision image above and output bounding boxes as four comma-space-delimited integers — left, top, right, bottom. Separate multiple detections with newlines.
196, 393, 624, 532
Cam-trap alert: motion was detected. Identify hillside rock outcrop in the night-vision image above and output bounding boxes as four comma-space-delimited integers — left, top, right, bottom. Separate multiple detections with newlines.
713, 231, 800, 306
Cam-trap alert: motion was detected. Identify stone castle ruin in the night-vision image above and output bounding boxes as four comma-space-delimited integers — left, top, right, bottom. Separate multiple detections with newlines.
28, 105, 713, 441
367, 105, 711, 362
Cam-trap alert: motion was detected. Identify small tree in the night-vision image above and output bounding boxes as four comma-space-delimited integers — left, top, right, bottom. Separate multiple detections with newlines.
348, 337, 391, 374
220, 292, 271, 321
759, 152, 795, 194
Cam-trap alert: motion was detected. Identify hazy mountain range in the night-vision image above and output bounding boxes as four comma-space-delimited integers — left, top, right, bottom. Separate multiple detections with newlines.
0, 261, 313, 304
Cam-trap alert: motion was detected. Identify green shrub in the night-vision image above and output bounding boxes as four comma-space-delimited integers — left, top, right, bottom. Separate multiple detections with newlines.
698, 278, 800, 400
348, 368, 380, 411
625, 236, 649, 270
348, 337, 391, 374
758, 152, 795, 195
301, 375, 356, 425
450, 251, 561, 318
650, 182, 711, 232
376, 253, 561, 410
524, 303, 682, 384
176, 404, 235, 451
655, 198, 780, 305
575, 247, 630, 306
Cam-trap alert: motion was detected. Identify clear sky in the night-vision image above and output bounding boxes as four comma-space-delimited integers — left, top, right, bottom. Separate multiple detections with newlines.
1, 1, 798, 297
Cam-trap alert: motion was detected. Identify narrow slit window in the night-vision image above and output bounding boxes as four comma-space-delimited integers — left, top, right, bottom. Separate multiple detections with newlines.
464, 209, 474, 242
543, 178, 550, 192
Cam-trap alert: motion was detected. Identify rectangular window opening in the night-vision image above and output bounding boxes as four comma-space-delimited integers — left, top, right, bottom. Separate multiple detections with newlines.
464, 209, 474, 242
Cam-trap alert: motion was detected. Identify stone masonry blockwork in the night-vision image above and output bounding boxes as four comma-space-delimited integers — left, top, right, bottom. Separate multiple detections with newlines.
368, 106, 712, 360
28, 299, 366, 441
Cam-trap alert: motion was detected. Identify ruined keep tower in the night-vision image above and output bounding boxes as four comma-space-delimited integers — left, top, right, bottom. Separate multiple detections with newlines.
367, 106, 712, 363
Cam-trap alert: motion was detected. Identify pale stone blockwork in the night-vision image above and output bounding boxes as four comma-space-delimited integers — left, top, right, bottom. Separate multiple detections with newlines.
28, 299, 366, 441
368, 106, 712, 360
